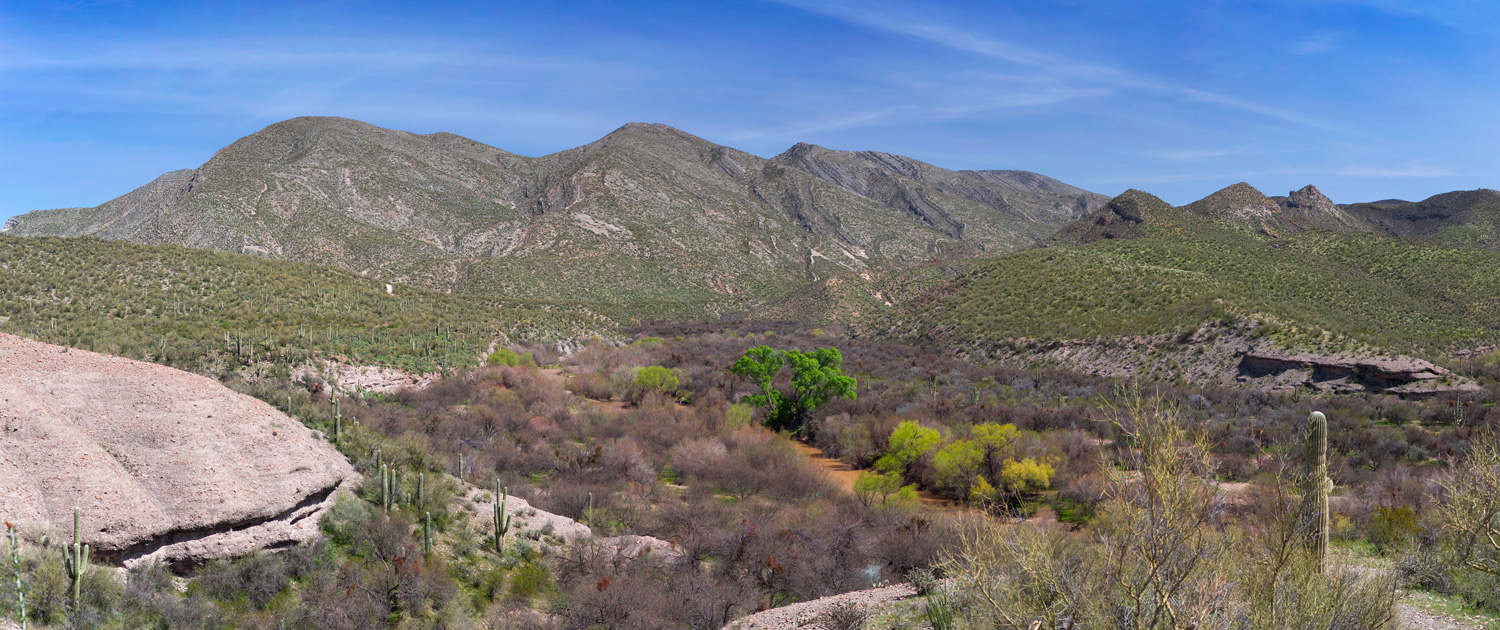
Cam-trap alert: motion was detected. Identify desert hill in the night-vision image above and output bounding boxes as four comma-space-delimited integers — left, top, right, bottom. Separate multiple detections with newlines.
4, 117, 1103, 322
1340, 188, 1500, 248
1048, 182, 1495, 247
871, 184, 1500, 393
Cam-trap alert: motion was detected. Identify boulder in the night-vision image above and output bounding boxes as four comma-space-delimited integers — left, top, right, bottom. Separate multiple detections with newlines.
0, 333, 359, 568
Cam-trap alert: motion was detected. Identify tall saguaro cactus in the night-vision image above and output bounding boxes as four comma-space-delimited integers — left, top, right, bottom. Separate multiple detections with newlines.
380, 464, 391, 512
494, 481, 511, 554
1302, 411, 1331, 572
64, 508, 89, 609
423, 512, 433, 558
7, 522, 25, 629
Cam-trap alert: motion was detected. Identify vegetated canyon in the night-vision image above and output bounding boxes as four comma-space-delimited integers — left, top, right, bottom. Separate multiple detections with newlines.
1, 116, 1498, 630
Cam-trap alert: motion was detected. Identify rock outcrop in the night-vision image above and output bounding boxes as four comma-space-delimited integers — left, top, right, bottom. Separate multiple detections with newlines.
1238, 348, 1481, 396
0, 333, 359, 568
960, 321, 1481, 398
1276, 185, 1369, 233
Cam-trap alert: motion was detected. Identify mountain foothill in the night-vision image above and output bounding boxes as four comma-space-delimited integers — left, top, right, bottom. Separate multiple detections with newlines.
4, 116, 1498, 392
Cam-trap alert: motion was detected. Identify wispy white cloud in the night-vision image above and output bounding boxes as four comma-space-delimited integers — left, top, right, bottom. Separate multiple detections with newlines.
1336, 163, 1456, 177
767, 0, 1356, 136
1151, 148, 1243, 161
721, 107, 911, 141
1292, 31, 1340, 55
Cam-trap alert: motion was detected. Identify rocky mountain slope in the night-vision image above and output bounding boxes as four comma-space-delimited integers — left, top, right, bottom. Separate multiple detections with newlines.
0, 332, 359, 568
871, 184, 1500, 394
770, 142, 1106, 249
5, 117, 1102, 322
1339, 188, 1500, 248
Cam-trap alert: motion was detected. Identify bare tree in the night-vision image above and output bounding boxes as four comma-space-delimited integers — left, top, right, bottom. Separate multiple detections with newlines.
1438, 431, 1500, 577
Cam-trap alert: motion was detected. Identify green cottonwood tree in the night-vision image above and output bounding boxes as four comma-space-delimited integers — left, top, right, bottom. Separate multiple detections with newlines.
730, 345, 856, 433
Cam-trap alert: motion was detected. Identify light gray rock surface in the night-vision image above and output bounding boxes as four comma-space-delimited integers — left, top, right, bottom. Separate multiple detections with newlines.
0, 333, 359, 568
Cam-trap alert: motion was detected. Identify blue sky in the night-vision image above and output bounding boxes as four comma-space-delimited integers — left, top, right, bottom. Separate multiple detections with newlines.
1, 0, 1496, 220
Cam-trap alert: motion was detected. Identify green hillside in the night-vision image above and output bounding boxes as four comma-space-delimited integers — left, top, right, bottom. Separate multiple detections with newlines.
875, 221, 1500, 359
0, 235, 613, 373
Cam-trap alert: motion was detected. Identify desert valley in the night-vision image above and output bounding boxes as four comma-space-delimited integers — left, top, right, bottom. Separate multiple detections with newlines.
0, 114, 1498, 629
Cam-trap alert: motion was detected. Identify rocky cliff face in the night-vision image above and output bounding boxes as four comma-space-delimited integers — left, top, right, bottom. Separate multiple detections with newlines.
0, 333, 359, 568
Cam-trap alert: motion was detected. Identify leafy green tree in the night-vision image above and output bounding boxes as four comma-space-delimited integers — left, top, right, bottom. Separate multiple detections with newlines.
487, 349, 520, 366
932, 439, 984, 496
854, 470, 905, 508
876, 420, 941, 478
633, 366, 679, 394
730, 345, 856, 433
1000, 457, 1055, 494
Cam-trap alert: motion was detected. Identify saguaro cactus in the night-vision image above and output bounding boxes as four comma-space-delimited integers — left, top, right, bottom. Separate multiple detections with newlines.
7, 522, 25, 629
423, 512, 433, 558
417, 473, 426, 506
1302, 411, 1331, 572
493, 481, 511, 554
64, 508, 89, 609
380, 464, 391, 512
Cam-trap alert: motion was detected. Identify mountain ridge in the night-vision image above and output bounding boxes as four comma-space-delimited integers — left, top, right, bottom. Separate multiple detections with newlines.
6, 116, 1107, 322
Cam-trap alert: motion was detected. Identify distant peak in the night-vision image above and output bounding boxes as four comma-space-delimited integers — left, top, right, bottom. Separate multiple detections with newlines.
606, 122, 691, 137
1211, 182, 1270, 199
592, 122, 717, 149
772, 142, 829, 162
1116, 189, 1170, 205
1182, 183, 1276, 220
261, 116, 376, 133
1282, 184, 1338, 213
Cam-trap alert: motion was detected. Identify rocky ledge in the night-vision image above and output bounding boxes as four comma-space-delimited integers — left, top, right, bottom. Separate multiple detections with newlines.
0, 333, 360, 568
1238, 348, 1483, 397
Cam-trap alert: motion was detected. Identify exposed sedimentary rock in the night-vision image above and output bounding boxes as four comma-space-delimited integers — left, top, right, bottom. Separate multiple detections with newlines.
1238, 348, 1481, 396
0, 333, 360, 568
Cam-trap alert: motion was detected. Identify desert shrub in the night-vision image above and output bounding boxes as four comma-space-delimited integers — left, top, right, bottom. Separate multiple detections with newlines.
23, 543, 70, 625
488, 348, 521, 366
853, 470, 905, 508
668, 437, 727, 480
820, 600, 868, 630
508, 561, 553, 601
195, 551, 291, 610
1397, 548, 1453, 593
941, 398, 1398, 630
1435, 431, 1500, 613
567, 371, 614, 401
1367, 505, 1422, 553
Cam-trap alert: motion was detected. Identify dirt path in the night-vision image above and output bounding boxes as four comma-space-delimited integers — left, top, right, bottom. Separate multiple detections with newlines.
789, 442, 864, 493
790, 441, 961, 511
536, 367, 630, 411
